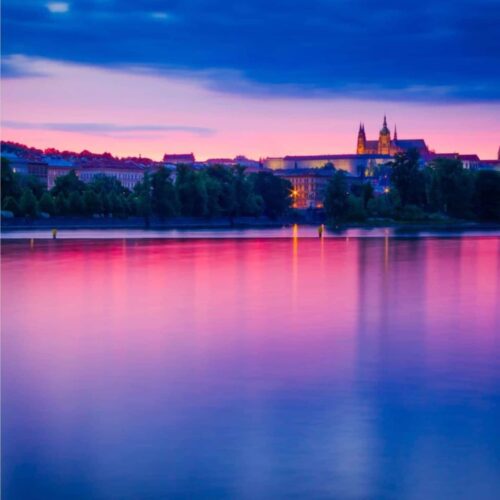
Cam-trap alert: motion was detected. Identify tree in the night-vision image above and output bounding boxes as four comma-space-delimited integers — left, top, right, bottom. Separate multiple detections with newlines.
107, 192, 127, 217
233, 166, 263, 216
207, 165, 236, 216
324, 171, 349, 221
55, 194, 69, 215
83, 190, 102, 215
19, 174, 45, 200
136, 172, 153, 225
362, 183, 374, 209
39, 192, 56, 215
203, 172, 222, 217
1, 157, 21, 202
390, 149, 425, 207
428, 158, 474, 218
367, 192, 397, 218
151, 167, 178, 218
2, 196, 20, 216
68, 191, 86, 215
88, 174, 129, 197
51, 170, 85, 197
175, 166, 212, 217
1, 157, 22, 202
346, 195, 367, 221
19, 189, 38, 218
474, 170, 500, 221
250, 172, 291, 219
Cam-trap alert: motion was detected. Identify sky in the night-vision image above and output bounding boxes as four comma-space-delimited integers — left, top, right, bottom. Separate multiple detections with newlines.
2, 0, 500, 160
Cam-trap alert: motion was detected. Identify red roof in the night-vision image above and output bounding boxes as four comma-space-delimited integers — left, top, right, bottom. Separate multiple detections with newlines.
163, 153, 195, 162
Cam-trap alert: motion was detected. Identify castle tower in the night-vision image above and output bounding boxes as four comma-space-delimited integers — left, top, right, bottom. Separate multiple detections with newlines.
378, 115, 391, 154
357, 123, 366, 154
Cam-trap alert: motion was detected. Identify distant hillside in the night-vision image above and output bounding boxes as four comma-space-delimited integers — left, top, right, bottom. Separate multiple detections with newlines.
1, 141, 155, 166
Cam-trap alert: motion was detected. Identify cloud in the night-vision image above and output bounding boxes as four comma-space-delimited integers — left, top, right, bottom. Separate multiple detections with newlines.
2, 121, 214, 136
1, 55, 49, 78
46, 2, 69, 14
2, 0, 499, 102
150, 12, 175, 21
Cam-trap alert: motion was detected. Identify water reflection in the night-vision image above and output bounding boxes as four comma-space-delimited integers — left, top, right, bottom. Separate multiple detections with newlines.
2, 237, 500, 499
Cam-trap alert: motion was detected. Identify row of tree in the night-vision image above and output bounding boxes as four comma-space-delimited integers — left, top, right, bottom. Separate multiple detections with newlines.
1, 159, 292, 221
324, 150, 500, 222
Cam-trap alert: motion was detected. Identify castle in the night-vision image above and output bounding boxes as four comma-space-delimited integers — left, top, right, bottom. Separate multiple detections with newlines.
356, 116, 430, 157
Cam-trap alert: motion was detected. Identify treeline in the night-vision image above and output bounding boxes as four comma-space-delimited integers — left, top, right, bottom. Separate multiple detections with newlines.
1, 159, 292, 221
324, 150, 500, 223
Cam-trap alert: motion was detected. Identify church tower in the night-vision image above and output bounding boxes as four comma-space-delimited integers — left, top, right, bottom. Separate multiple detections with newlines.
357, 123, 366, 154
378, 115, 391, 154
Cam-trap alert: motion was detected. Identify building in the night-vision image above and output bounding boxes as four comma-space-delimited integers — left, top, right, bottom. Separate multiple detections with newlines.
2, 153, 49, 184
47, 162, 146, 190
264, 154, 392, 176
204, 156, 261, 169
274, 167, 337, 209
429, 153, 481, 170
77, 164, 146, 190
163, 153, 195, 165
479, 159, 500, 172
356, 116, 430, 157
47, 164, 74, 189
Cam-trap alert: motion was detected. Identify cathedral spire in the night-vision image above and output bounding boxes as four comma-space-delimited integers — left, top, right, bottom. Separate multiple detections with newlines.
394, 124, 398, 141
378, 115, 391, 154
357, 121, 366, 154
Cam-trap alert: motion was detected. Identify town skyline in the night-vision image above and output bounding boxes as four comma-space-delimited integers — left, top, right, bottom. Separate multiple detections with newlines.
2, 109, 499, 162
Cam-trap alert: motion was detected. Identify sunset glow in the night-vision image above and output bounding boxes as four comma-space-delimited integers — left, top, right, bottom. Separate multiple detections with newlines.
2, 58, 499, 160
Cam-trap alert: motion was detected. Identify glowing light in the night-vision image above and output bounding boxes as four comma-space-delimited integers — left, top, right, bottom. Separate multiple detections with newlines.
384, 187, 390, 194
47, 2, 69, 13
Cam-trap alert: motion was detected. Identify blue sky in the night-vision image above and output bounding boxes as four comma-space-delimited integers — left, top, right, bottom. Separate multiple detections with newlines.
3, 0, 500, 101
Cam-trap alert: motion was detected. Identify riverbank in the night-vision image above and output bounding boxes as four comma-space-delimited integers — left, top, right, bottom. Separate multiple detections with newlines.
2, 219, 500, 240
2, 215, 499, 233
1, 215, 290, 231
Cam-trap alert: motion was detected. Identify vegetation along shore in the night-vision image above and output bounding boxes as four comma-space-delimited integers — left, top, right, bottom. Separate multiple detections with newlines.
2, 150, 499, 230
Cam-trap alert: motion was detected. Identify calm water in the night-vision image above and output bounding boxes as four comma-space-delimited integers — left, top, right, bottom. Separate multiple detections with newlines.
2, 235, 500, 499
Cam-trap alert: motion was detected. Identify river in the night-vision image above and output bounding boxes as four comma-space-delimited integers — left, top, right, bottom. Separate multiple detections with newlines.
2, 232, 500, 499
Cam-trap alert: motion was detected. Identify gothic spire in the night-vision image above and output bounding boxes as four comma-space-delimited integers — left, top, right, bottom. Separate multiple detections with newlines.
394, 124, 398, 141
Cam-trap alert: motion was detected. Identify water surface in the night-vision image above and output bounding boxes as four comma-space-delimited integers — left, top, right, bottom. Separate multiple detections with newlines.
2, 236, 500, 499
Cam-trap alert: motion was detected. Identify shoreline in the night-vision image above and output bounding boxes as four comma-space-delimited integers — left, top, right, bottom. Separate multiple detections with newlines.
2, 216, 499, 234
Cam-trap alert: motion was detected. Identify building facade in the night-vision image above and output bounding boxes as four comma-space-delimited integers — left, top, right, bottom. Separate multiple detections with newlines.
77, 165, 145, 190
47, 164, 146, 190
4, 156, 49, 184
274, 167, 338, 209
263, 154, 392, 176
